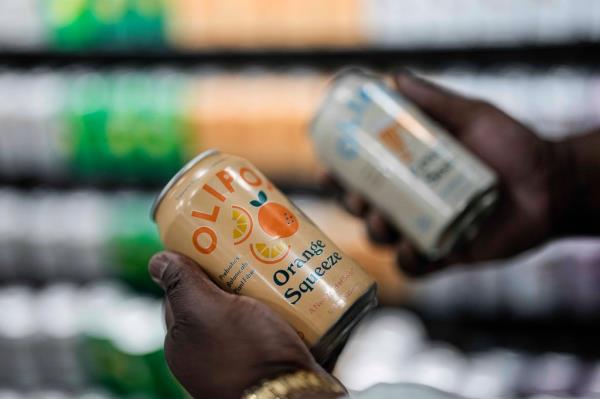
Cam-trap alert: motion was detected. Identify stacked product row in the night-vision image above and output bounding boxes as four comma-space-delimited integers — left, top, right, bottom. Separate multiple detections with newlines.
0, 189, 403, 301
0, 390, 117, 399
1, 0, 599, 50
2, 188, 598, 318
0, 68, 323, 185
0, 283, 184, 398
4, 292, 597, 399
1, 298, 598, 398
0, 189, 161, 292
1, 67, 599, 186
409, 239, 600, 319
430, 66, 600, 138
335, 310, 600, 398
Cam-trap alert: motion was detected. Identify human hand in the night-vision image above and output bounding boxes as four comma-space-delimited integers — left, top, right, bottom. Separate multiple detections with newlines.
325, 71, 569, 276
148, 251, 343, 399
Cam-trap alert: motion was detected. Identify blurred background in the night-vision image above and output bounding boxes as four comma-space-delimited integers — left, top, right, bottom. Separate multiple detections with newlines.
0, 0, 599, 398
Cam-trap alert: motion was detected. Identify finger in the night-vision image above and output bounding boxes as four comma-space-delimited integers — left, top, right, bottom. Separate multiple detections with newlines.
149, 251, 231, 323
319, 172, 369, 217
459, 204, 538, 263
394, 71, 477, 133
342, 192, 369, 217
396, 241, 449, 278
365, 210, 400, 244
318, 171, 344, 194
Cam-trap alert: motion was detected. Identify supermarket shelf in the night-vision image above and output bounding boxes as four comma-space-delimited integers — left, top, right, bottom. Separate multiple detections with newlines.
1, 66, 597, 188
1, 2, 598, 397
420, 314, 600, 358
0, 175, 326, 195
2, 43, 600, 69
335, 309, 600, 397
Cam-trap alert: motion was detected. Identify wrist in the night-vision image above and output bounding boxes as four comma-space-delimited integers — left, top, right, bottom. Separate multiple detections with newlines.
548, 131, 600, 237
242, 370, 347, 399
546, 137, 577, 237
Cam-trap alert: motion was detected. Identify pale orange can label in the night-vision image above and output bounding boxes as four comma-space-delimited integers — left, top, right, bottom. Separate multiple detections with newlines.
153, 151, 375, 347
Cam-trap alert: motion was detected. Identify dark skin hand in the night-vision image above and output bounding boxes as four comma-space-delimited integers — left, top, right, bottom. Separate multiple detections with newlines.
148, 74, 600, 399
149, 251, 344, 399
325, 71, 600, 276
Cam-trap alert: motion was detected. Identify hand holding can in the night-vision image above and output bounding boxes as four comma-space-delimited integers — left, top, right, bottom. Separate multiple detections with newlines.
314, 69, 564, 276
151, 150, 377, 364
311, 69, 498, 260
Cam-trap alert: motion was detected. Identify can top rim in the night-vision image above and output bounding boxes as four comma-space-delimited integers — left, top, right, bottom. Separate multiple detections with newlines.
150, 149, 220, 222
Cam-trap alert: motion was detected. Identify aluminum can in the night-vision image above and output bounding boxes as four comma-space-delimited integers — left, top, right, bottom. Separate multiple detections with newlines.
310, 69, 498, 258
152, 150, 377, 363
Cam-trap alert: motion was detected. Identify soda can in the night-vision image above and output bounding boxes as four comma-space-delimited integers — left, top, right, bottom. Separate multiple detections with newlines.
580, 361, 600, 396
152, 150, 377, 363
310, 69, 498, 258
34, 284, 87, 389
0, 190, 27, 280
0, 286, 39, 389
0, 390, 24, 399
28, 391, 69, 399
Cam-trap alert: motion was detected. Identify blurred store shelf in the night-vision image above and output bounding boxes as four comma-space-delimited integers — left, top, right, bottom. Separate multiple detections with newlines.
0, 390, 121, 399
3, 44, 600, 71
407, 239, 600, 321
1, 0, 599, 52
0, 66, 599, 189
0, 1, 599, 398
334, 309, 600, 398
0, 189, 406, 302
0, 189, 161, 292
2, 188, 598, 323
1, 287, 597, 398
0, 282, 185, 398
0, 68, 324, 187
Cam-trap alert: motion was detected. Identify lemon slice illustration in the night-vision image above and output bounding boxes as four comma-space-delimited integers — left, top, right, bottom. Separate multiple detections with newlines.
232, 206, 253, 245
250, 241, 290, 264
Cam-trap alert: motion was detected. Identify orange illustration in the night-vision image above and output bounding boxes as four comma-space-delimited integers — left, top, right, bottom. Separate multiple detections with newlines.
379, 124, 412, 163
232, 205, 253, 245
250, 190, 299, 239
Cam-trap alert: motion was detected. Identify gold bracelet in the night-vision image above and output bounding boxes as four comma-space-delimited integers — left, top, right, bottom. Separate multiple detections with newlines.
243, 370, 347, 399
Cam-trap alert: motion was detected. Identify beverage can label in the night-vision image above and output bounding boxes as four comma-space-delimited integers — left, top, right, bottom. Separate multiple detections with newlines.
154, 151, 375, 346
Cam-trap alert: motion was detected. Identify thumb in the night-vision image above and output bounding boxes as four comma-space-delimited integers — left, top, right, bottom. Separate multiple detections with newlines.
149, 251, 231, 328
394, 70, 477, 133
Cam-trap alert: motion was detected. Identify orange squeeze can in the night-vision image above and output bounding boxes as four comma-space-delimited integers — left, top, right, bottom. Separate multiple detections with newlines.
151, 150, 377, 363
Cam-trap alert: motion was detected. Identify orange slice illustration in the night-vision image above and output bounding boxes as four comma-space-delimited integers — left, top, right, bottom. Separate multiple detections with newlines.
232, 205, 253, 245
250, 241, 290, 264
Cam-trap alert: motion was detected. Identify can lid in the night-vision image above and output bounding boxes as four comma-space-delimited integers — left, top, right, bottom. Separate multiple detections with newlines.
150, 149, 220, 221
308, 67, 376, 138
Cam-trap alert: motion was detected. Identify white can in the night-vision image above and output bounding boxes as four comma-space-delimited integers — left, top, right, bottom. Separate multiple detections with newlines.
310, 69, 498, 258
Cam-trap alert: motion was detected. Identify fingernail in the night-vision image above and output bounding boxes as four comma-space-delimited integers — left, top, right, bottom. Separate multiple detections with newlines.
149, 252, 173, 289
